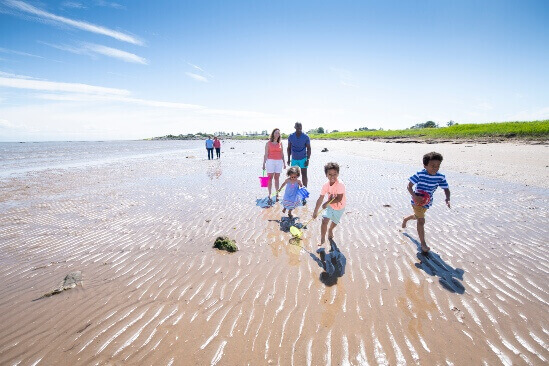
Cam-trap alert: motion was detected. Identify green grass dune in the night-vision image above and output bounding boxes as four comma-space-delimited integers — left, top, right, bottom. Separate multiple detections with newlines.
152, 120, 548, 142
311, 120, 549, 141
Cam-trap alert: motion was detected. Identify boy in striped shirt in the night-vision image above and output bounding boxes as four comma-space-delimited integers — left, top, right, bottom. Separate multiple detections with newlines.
402, 152, 451, 254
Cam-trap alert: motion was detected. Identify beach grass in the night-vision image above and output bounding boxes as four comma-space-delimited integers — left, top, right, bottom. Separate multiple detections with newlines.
232, 120, 549, 141
310, 120, 549, 140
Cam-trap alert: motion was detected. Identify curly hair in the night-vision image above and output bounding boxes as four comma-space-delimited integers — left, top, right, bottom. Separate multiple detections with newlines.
324, 162, 340, 175
423, 152, 443, 166
287, 166, 300, 177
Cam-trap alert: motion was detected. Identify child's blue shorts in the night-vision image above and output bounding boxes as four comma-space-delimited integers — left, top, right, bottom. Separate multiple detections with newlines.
322, 206, 345, 224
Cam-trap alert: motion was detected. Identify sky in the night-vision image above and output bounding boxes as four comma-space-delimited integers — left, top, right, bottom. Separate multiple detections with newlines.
0, 0, 548, 141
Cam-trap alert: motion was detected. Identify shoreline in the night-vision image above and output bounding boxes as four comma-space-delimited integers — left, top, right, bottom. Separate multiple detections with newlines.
150, 120, 549, 143
154, 136, 549, 144
334, 136, 549, 144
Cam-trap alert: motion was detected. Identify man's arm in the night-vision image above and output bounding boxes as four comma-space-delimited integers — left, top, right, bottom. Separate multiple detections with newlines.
287, 140, 292, 165
305, 142, 311, 167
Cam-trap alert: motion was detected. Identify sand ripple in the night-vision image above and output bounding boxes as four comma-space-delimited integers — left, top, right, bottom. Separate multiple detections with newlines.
0, 140, 547, 365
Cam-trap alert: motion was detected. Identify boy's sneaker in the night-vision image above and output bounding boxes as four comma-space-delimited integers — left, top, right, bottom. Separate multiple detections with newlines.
302, 198, 307, 206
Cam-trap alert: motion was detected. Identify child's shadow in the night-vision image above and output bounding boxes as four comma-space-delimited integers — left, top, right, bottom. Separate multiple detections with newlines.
308, 239, 347, 287
256, 197, 274, 209
403, 233, 465, 294
268, 216, 303, 233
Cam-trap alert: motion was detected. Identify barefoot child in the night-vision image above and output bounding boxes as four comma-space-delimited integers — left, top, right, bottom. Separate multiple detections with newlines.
313, 162, 346, 249
402, 152, 451, 253
279, 167, 303, 218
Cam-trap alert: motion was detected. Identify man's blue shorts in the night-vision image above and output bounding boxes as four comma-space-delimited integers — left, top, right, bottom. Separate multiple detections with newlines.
322, 206, 345, 224
291, 157, 308, 168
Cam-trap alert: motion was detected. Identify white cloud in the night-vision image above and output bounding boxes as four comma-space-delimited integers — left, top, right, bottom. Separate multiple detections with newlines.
185, 72, 208, 83
0, 71, 35, 79
184, 62, 213, 81
34, 93, 274, 119
4, 0, 142, 45
0, 73, 281, 141
40, 41, 147, 64
85, 43, 147, 64
0, 46, 44, 59
187, 62, 205, 72
37, 93, 202, 110
96, 1, 125, 10
0, 74, 130, 95
0, 100, 282, 141
187, 62, 212, 77
61, 1, 86, 9
0, 74, 272, 117
39, 41, 86, 55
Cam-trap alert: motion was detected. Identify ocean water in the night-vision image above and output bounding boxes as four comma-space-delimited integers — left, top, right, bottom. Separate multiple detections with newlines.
0, 140, 202, 179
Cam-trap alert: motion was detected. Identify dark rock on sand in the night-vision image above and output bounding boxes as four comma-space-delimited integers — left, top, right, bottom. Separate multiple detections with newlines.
34, 271, 82, 301
213, 237, 238, 252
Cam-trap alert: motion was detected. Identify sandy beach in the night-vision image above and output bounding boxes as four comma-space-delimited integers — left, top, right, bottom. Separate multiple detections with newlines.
0, 139, 547, 365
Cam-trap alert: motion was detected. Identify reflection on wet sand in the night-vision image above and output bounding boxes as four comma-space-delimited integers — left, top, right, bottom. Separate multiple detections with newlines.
0, 140, 547, 365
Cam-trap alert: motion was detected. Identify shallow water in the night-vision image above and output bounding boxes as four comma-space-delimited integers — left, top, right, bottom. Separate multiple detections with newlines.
0, 140, 201, 178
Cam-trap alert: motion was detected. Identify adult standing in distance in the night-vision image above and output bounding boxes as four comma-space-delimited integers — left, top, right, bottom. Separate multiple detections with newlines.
205, 136, 214, 160
287, 122, 311, 201
213, 136, 221, 159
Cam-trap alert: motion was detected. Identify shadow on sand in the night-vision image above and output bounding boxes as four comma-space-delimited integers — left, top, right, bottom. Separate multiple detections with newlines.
307, 239, 347, 287
267, 216, 304, 233
256, 197, 274, 208
403, 233, 466, 294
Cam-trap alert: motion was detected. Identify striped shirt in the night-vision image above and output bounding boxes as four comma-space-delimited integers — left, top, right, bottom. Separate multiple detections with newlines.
409, 169, 449, 208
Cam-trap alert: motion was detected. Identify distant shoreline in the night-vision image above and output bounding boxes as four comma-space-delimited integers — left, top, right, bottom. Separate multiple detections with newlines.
150, 135, 548, 145
317, 136, 549, 145
149, 120, 549, 143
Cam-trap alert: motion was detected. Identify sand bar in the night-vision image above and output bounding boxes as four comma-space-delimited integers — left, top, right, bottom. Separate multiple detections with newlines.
0, 140, 547, 365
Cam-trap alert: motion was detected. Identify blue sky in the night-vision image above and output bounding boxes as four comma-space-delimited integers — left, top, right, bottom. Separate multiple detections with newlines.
0, 0, 548, 141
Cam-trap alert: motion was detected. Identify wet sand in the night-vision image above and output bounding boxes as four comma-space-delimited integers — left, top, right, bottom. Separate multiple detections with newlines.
0, 140, 548, 365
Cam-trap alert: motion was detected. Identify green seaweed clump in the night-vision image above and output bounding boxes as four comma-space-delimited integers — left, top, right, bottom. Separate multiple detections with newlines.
213, 236, 238, 252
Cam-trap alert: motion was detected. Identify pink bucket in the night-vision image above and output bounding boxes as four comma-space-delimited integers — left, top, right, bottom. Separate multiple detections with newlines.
259, 176, 269, 187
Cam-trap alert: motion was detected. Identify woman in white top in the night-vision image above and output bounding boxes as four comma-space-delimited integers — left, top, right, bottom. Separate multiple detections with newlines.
262, 128, 286, 203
